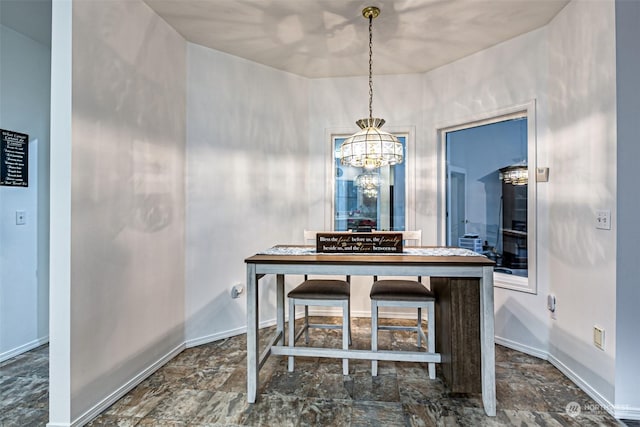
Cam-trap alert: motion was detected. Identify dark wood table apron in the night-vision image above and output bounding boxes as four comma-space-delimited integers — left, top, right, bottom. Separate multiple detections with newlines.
244, 246, 496, 416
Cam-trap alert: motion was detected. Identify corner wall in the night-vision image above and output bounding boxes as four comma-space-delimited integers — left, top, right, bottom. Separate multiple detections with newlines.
185, 44, 309, 344
49, 0, 187, 423
546, 0, 617, 405
615, 0, 640, 418
422, 27, 552, 355
0, 24, 50, 360
307, 73, 425, 315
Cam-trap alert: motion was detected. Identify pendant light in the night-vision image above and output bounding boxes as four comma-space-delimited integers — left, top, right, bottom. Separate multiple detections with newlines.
499, 165, 528, 186
339, 6, 403, 170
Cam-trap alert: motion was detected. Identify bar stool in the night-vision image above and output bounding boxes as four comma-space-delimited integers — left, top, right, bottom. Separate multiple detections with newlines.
369, 230, 437, 379
287, 230, 351, 375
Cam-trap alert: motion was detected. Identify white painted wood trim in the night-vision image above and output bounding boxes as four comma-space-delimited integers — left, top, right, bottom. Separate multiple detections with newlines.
271, 345, 441, 363
436, 100, 538, 295
0, 336, 49, 363
70, 343, 184, 427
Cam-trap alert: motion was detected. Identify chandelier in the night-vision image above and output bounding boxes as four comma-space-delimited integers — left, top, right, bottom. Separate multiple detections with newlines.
499, 165, 528, 185
362, 187, 378, 198
355, 171, 381, 188
355, 171, 381, 198
339, 6, 403, 170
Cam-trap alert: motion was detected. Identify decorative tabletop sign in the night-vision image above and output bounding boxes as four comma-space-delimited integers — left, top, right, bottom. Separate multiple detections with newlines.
316, 233, 403, 253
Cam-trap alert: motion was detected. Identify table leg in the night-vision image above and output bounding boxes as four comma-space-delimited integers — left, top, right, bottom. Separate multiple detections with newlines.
277, 274, 285, 346
246, 263, 258, 403
480, 266, 496, 416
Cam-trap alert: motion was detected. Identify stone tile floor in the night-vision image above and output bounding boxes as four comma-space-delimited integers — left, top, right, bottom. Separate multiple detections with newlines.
0, 317, 633, 426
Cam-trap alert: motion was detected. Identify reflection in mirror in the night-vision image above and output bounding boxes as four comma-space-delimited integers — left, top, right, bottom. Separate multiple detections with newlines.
333, 136, 406, 231
445, 117, 528, 278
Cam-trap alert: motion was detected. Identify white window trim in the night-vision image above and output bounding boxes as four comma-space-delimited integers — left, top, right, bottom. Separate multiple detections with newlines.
436, 101, 538, 294
325, 126, 416, 232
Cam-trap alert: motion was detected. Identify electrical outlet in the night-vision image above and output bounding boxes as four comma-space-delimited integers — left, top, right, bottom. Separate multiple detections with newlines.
593, 326, 605, 350
595, 210, 611, 230
231, 284, 244, 299
547, 294, 557, 319
16, 210, 26, 225
547, 294, 556, 312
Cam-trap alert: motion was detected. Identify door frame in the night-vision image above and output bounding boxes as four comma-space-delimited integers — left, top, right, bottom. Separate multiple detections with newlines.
437, 101, 538, 294
446, 165, 467, 246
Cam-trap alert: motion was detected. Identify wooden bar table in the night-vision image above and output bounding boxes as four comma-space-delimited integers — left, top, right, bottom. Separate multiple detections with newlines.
244, 246, 496, 416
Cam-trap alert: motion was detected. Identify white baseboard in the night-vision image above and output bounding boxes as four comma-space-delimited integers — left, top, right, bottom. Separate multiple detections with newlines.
615, 406, 640, 421
62, 321, 638, 425
185, 318, 278, 348
546, 353, 617, 418
494, 335, 548, 360
495, 337, 620, 418
494, 336, 632, 420
0, 336, 49, 363
70, 343, 185, 427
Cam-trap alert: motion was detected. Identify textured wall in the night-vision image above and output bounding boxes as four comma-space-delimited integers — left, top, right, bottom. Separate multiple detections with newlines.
0, 24, 50, 359
69, 0, 186, 420
615, 0, 640, 417
546, 0, 617, 404
185, 43, 309, 343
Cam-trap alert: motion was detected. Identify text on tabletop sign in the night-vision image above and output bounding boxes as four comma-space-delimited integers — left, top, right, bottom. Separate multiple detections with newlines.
1, 129, 29, 187
316, 233, 403, 253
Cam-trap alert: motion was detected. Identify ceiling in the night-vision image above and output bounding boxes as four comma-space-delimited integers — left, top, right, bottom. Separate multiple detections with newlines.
145, 0, 569, 78
0, 0, 51, 47
0, 0, 569, 79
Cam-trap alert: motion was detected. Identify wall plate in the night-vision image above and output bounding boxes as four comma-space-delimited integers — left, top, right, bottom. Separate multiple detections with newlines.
536, 167, 549, 182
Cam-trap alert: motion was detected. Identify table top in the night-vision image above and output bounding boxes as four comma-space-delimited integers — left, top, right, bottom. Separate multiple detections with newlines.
245, 245, 495, 267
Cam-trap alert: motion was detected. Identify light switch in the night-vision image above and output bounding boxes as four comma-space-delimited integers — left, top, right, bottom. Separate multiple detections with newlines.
595, 210, 611, 230
16, 210, 26, 225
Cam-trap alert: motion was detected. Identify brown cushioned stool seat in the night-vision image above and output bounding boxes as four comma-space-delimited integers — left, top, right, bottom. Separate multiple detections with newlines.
370, 280, 435, 302
288, 280, 350, 300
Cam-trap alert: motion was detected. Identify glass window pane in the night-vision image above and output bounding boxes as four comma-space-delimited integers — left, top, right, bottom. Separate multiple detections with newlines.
445, 118, 528, 278
334, 136, 406, 231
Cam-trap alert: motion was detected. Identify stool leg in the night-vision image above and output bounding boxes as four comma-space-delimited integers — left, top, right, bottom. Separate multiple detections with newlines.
428, 301, 436, 379
348, 298, 352, 346
417, 307, 423, 348
288, 298, 295, 372
304, 305, 310, 344
371, 300, 378, 376
342, 300, 349, 375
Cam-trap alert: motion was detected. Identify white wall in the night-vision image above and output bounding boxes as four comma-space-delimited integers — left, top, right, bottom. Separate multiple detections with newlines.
421, 28, 552, 354
308, 74, 425, 315
0, 24, 50, 360
46, 0, 630, 422
49, 0, 187, 423
546, 0, 617, 405
615, 0, 640, 418
185, 44, 309, 344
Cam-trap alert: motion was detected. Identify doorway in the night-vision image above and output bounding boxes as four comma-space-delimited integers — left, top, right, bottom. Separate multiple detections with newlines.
447, 166, 467, 246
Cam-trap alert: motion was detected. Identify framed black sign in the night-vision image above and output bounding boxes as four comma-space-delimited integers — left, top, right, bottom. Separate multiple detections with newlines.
316, 233, 403, 253
1, 129, 29, 187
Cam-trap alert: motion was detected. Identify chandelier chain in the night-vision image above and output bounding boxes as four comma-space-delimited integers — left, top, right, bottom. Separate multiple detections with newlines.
368, 13, 373, 120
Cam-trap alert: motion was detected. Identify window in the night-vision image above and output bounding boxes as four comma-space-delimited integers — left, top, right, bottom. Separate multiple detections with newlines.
439, 103, 537, 294
333, 136, 406, 231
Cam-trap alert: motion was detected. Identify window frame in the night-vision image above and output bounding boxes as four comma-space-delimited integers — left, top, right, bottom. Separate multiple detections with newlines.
325, 126, 416, 232
437, 101, 538, 294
